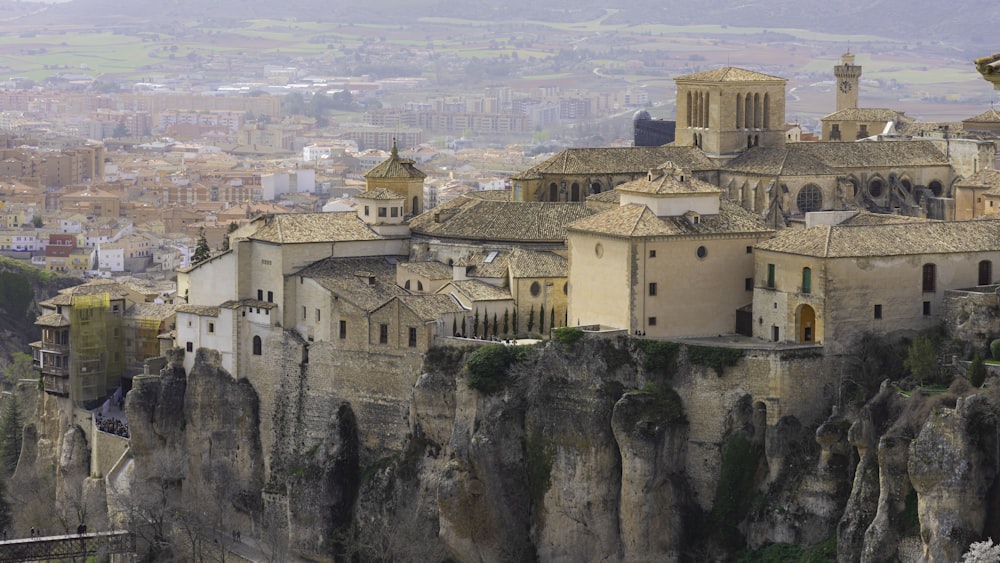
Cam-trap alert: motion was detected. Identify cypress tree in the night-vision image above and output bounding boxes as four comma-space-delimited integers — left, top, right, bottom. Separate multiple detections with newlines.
539, 304, 546, 334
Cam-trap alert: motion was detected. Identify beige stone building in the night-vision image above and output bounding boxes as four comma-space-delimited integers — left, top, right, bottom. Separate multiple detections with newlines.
752, 217, 1000, 354
954, 169, 1000, 219
363, 141, 426, 216
566, 164, 773, 336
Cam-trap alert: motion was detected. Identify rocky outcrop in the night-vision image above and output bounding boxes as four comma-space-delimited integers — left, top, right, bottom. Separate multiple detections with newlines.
909, 394, 997, 562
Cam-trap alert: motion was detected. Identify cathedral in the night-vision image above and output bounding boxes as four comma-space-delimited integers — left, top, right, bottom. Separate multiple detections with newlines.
513, 54, 998, 224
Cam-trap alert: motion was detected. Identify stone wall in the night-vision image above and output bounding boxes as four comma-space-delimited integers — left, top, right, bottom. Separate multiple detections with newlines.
942, 286, 1000, 355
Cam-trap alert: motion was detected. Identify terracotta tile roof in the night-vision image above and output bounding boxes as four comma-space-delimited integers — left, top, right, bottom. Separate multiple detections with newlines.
587, 190, 620, 204
409, 194, 597, 243
617, 168, 721, 196
396, 294, 467, 320
897, 121, 962, 137
398, 260, 453, 280
35, 312, 69, 327
792, 140, 949, 168
445, 279, 512, 302
961, 169, 1000, 195
357, 188, 405, 201
756, 219, 1000, 257
723, 147, 839, 176
363, 147, 426, 180
296, 256, 410, 311
43, 279, 133, 306
507, 248, 567, 278
674, 66, 786, 83
460, 250, 510, 278
176, 304, 221, 317
837, 211, 931, 226
511, 146, 715, 178
567, 199, 771, 238
821, 108, 908, 122
964, 109, 1000, 123
125, 302, 176, 320
219, 298, 278, 310
248, 212, 383, 244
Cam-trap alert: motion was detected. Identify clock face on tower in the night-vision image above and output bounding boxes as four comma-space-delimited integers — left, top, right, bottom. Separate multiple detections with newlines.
839, 80, 852, 93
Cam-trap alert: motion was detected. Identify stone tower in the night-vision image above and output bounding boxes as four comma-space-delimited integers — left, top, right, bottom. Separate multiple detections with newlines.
363, 139, 426, 216
834, 52, 862, 111
674, 67, 788, 161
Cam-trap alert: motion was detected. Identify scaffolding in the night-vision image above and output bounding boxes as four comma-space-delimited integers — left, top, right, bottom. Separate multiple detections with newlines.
69, 293, 124, 408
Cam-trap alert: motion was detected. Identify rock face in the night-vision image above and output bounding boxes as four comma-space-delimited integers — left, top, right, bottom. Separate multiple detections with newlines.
909, 395, 997, 562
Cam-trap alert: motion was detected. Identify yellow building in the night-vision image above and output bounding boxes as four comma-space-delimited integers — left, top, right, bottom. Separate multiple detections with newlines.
566, 164, 773, 336
954, 169, 1000, 219
753, 217, 1000, 354
363, 141, 426, 216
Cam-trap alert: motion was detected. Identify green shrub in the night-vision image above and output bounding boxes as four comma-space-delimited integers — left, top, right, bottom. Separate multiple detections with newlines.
553, 327, 583, 345
466, 344, 526, 394
687, 345, 744, 375
711, 434, 763, 534
634, 339, 679, 378
619, 382, 686, 433
991, 339, 1000, 361
970, 353, 988, 388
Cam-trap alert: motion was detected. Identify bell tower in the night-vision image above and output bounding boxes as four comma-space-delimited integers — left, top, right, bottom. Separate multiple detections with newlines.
834, 52, 862, 111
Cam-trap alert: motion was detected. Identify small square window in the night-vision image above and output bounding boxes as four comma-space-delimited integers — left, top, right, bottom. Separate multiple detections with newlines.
648, 317, 657, 326
315, 308, 321, 322
391, 207, 399, 217
378, 207, 387, 218
208, 322, 215, 333
923, 301, 931, 316
746, 246, 753, 254
364, 205, 370, 216
649, 249, 656, 258
186, 342, 193, 352
874, 304, 883, 319
648, 282, 657, 296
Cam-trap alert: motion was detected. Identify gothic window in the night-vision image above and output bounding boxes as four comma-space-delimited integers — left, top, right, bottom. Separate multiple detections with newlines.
869, 178, 884, 197
922, 264, 936, 293
404, 280, 411, 290
417, 281, 424, 291
797, 184, 823, 213
591, 182, 602, 194
929, 180, 943, 197
252, 336, 262, 355
412, 196, 419, 213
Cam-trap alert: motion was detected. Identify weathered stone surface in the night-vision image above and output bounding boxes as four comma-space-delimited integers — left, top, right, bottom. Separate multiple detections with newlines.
860, 434, 912, 563
909, 395, 997, 563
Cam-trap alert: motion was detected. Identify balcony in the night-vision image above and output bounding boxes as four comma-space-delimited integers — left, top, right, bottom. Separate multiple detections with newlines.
42, 374, 70, 397
36, 341, 69, 354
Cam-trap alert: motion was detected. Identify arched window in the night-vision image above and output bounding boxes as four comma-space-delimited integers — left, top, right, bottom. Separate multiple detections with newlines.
549, 183, 558, 201
802, 267, 812, 294
412, 196, 419, 214
869, 178, 884, 198
922, 264, 936, 293
404, 280, 411, 290
252, 335, 262, 356
980, 260, 992, 286
571, 183, 580, 201
928, 180, 943, 197
417, 281, 424, 291
797, 184, 823, 213
590, 182, 602, 194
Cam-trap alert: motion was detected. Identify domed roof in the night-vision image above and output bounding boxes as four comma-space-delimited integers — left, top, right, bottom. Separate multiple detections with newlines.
633, 109, 651, 124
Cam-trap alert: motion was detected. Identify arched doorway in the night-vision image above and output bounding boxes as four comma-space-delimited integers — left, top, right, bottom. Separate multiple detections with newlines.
797, 304, 816, 343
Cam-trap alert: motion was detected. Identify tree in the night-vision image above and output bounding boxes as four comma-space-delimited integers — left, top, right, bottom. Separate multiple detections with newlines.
512, 309, 518, 336
452, 318, 457, 337
221, 222, 238, 251
970, 354, 988, 388
539, 304, 546, 335
0, 394, 22, 477
527, 306, 535, 335
113, 121, 128, 138
461, 317, 467, 337
550, 307, 555, 330
492, 313, 498, 338
473, 309, 480, 338
192, 228, 211, 264
31, 216, 43, 228
503, 309, 509, 336
2, 352, 33, 387
904, 335, 938, 386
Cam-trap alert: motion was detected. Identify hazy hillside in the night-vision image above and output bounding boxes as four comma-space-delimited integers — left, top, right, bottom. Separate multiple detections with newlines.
18, 0, 998, 53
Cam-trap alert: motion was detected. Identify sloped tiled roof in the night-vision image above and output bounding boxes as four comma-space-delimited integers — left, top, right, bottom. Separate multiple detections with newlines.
792, 140, 949, 168
397, 294, 467, 320
617, 168, 721, 196
176, 304, 221, 317
125, 302, 176, 321
675, 67, 785, 82
364, 145, 426, 180
566, 199, 771, 238
35, 312, 69, 327
445, 279, 512, 302
357, 188, 405, 201
821, 108, 908, 122
837, 211, 930, 226
724, 147, 839, 176
398, 260, 453, 280
756, 219, 1000, 258
507, 248, 567, 278
296, 256, 410, 312
512, 146, 714, 178
460, 250, 510, 279
409, 194, 597, 243
248, 212, 383, 244
965, 108, 1000, 123
960, 169, 1000, 195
